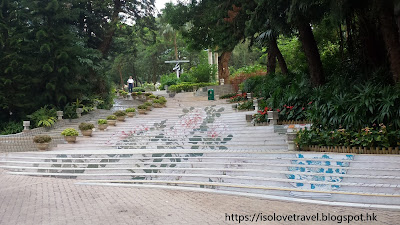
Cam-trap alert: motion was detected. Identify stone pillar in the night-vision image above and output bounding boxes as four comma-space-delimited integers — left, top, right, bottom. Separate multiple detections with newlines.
23, 121, 30, 132
76, 108, 83, 118
253, 99, 258, 112
208, 49, 213, 65
214, 52, 219, 81
57, 111, 63, 120
267, 111, 279, 125
219, 79, 224, 85
247, 93, 252, 100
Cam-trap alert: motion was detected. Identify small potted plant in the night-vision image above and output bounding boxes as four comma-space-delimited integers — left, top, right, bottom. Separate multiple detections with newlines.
125, 108, 136, 117
114, 110, 127, 121
137, 105, 147, 114
106, 115, 117, 126
97, 119, 108, 131
152, 99, 163, 108
131, 92, 138, 99
149, 94, 156, 99
33, 135, 52, 151
144, 102, 153, 111
79, 122, 94, 137
61, 128, 79, 143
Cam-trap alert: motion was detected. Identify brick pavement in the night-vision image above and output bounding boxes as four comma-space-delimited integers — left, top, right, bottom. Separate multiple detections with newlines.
0, 169, 399, 225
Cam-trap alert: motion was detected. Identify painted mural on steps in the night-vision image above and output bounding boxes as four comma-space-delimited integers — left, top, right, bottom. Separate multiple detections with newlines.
106, 106, 233, 150
44, 106, 233, 184
286, 154, 354, 192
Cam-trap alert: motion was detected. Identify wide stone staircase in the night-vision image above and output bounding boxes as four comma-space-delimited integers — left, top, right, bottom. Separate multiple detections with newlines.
1, 93, 399, 209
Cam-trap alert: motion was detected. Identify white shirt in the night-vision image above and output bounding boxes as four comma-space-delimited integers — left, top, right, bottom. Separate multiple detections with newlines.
127, 78, 134, 84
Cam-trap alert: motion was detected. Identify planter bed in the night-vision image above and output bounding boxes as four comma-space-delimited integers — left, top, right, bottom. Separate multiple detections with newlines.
300, 145, 400, 154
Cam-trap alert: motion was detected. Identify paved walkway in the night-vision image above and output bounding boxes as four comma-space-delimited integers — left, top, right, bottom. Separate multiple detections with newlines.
0, 169, 399, 225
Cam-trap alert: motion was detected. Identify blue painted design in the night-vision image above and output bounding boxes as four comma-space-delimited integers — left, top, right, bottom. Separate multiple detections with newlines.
286, 154, 354, 191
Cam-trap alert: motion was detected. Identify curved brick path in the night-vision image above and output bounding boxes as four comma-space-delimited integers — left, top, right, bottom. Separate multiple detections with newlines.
0, 169, 399, 225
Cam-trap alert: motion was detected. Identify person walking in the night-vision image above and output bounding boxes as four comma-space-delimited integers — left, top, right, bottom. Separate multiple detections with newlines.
127, 76, 134, 93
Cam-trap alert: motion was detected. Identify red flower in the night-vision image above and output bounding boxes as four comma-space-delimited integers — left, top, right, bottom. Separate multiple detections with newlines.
264, 107, 269, 111
277, 109, 281, 112
302, 107, 305, 110
308, 101, 313, 105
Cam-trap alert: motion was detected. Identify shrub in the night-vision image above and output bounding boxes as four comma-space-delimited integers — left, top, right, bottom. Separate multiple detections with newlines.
296, 125, 400, 148
220, 93, 238, 99
231, 64, 267, 77
78, 122, 94, 131
144, 93, 152, 96
168, 82, 216, 93
107, 115, 117, 120
144, 102, 152, 107
153, 99, 162, 104
149, 95, 156, 99
238, 101, 253, 110
138, 105, 147, 109
61, 128, 79, 136
27, 106, 57, 128
189, 63, 217, 83
0, 121, 23, 135
33, 135, 52, 143
113, 110, 127, 116
125, 108, 136, 113
132, 87, 146, 92
98, 119, 107, 125
160, 73, 179, 88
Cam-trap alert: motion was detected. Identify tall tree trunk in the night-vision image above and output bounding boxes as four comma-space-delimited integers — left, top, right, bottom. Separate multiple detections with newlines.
297, 21, 325, 87
218, 51, 232, 83
271, 37, 288, 75
117, 62, 124, 90
267, 41, 277, 74
98, 0, 122, 56
358, 10, 387, 69
377, 0, 400, 83
345, 16, 354, 57
338, 24, 344, 60
173, 32, 178, 60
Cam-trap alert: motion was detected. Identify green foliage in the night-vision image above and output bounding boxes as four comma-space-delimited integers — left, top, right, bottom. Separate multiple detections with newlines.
61, 128, 79, 137
0, 121, 23, 135
296, 125, 400, 148
138, 105, 147, 109
160, 73, 179, 88
27, 106, 57, 128
168, 82, 216, 93
63, 103, 78, 119
125, 108, 136, 113
97, 119, 108, 125
308, 82, 400, 130
153, 99, 162, 104
78, 123, 95, 131
229, 93, 247, 103
231, 64, 267, 78
107, 115, 117, 120
132, 87, 146, 92
237, 101, 253, 110
113, 110, 127, 117
142, 82, 156, 91
144, 102, 152, 107
188, 63, 217, 83
219, 93, 238, 99
33, 135, 52, 143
